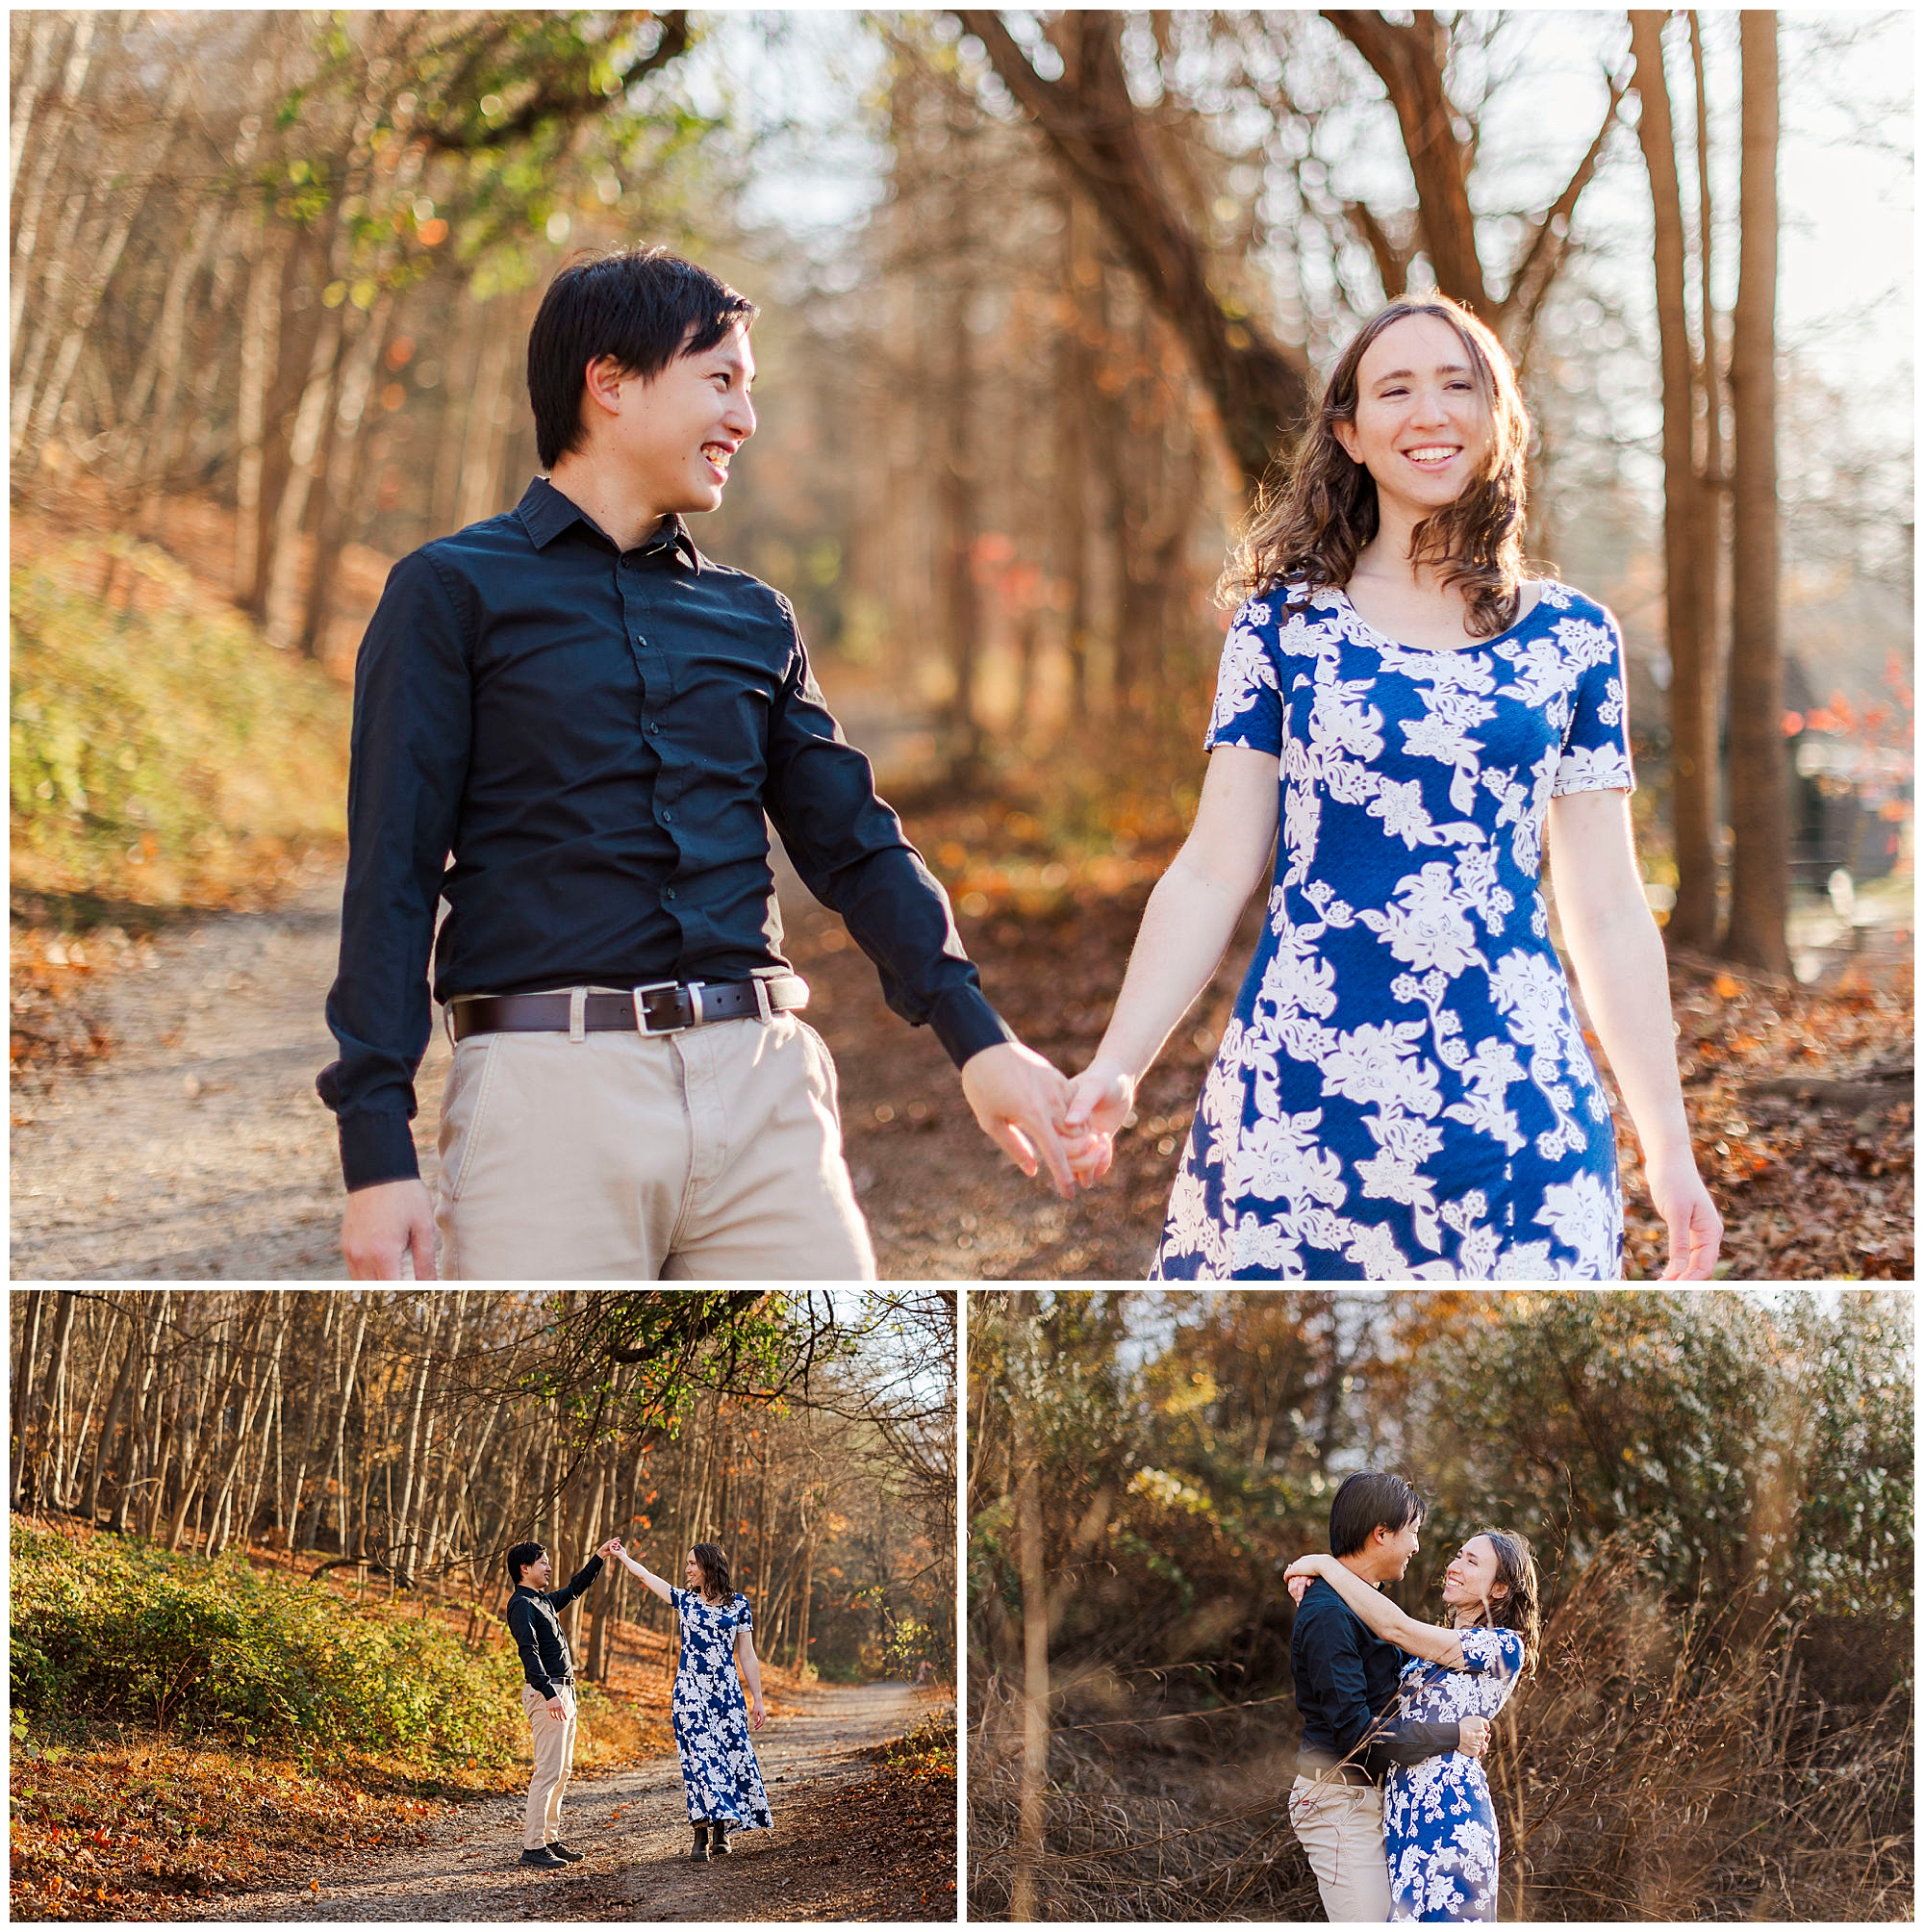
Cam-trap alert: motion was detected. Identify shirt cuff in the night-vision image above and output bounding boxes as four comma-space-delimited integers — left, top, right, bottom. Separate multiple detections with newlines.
928, 985, 1018, 1069
339, 1110, 422, 1192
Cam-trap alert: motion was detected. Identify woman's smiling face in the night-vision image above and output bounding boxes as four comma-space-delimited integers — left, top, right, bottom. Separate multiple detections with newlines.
1333, 312, 1495, 520
1441, 1535, 1509, 1614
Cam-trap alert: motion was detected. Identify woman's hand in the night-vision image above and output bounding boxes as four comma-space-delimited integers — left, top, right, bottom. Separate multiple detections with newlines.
1062, 1058, 1136, 1184
1283, 1554, 1329, 1589
1646, 1144, 1722, 1279
1457, 1715, 1490, 1758
749, 1697, 767, 1732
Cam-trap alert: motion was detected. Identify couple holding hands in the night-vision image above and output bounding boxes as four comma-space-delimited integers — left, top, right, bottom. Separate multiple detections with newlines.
505, 1534, 770, 1871
322, 242, 1718, 1281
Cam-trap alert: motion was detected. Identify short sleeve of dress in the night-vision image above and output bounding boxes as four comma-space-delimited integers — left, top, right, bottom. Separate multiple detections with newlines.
736, 1595, 753, 1631
1456, 1627, 1526, 1681
1552, 603, 1635, 797
668, 1585, 689, 1614
1202, 597, 1283, 755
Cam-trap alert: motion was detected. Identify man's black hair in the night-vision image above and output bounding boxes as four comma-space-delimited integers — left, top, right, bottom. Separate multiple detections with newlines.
526, 245, 757, 470
506, 1540, 546, 1586
1329, 1472, 1426, 1559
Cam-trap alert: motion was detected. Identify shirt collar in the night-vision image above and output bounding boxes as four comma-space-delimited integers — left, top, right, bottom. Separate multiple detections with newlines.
517, 475, 702, 572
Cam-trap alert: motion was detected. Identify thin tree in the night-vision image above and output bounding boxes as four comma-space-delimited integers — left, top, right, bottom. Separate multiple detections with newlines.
1723, 13, 1789, 977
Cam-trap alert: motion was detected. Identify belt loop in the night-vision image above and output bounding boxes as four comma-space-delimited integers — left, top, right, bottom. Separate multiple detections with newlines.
569, 986, 587, 1044
443, 1002, 456, 1049
753, 977, 772, 1023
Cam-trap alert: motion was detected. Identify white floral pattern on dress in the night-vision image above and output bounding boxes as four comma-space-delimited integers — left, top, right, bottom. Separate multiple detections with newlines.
1154, 581, 1633, 1281
669, 1588, 773, 1829
1383, 1627, 1527, 1921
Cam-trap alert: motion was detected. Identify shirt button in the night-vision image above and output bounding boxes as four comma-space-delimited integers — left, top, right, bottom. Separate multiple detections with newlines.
665, 887, 677, 901
637, 635, 648, 647
648, 722, 661, 735
661, 809, 674, 823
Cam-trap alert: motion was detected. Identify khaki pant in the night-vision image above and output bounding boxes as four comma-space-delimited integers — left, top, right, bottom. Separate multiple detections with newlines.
521, 1682, 578, 1851
435, 1008, 875, 1280
1288, 1774, 1392, 1922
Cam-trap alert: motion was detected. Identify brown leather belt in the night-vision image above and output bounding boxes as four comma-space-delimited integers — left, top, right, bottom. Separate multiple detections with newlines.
1295, 1754, 1376, 1790
449, 976, 808, 1043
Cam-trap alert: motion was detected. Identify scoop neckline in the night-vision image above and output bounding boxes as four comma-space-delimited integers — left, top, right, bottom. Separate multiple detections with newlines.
1330, 580, 1548, 657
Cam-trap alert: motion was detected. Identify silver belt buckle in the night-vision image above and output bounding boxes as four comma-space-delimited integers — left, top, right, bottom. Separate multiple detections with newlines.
632, 980, 687, 1035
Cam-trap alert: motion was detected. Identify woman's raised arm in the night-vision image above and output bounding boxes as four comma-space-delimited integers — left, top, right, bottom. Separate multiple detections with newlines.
603, 1538, 673, 1604
1284, 1554, 1466, 1669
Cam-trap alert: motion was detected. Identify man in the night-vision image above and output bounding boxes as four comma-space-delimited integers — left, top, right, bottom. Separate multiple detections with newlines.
504, 1538, 618, 1870
1286, 1473, 1488, 1922
319, 244, 1089, 1278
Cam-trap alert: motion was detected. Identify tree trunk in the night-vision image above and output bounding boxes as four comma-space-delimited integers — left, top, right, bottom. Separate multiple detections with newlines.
12, 1290, 48, 1509
84, 1296, 143, 1524
262, 298, 348, 647
9, 14, 98, 347
300, 292, 395, 659
1723, 13, 1788, 978
30, 1291, 79, 1514
1011, 1440, 1050, 1919
455, 312, 516, 527
1630, 12, 1720, 951
299, 1304, 367, 1554
233, 227, 288, 604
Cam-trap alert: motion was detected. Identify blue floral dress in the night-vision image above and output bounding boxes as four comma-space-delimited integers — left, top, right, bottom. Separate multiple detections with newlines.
1154, 581, 1634, 1281
1382, 1627, 1527, 1920
669, 1587, 772, 1830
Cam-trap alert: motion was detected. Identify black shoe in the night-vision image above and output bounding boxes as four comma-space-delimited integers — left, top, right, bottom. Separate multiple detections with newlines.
690, 1823, 710, 1864
519, 1847, 568, 1870
547, 1843, 586, 1862
711, 1821, 731, 1856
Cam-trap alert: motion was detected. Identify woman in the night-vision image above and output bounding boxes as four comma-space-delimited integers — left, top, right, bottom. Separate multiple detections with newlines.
609, 1538, 772, 1862
1286, 1531, 1538, 1921
1064, 295, 1721, 1280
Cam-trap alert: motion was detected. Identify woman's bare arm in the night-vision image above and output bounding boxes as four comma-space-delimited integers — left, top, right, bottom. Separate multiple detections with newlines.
1546, 790, 1721, 1279
735, 1625, 767, 1729
1285, 1554, 1467, 1668
605, 1539, 673, 1603
1064, 746, 1281, 1164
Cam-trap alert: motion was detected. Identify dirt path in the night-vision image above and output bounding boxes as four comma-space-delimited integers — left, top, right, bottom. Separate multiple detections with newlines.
192, 1682, 937, 1922
11, 874, 447, 1279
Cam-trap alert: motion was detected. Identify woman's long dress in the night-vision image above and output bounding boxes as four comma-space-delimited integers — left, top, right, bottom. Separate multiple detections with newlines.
1154, 581, 1634, 1281
669, 1587, 773, 1829
1382, 1627, 1528, 1920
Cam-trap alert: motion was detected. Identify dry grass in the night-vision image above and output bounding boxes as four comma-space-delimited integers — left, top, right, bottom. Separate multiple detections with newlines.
968, 1548, 1912, 1921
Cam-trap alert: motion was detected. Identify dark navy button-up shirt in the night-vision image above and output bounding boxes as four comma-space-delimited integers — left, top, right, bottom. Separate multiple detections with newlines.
318, 475, 1012, 1190
1290, 1575, 1460, 1782
505, 1557, 604, 1699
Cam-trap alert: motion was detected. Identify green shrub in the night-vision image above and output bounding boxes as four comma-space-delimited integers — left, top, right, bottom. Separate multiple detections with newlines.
10, 1523, 521, 1769
11, 534, 349, 909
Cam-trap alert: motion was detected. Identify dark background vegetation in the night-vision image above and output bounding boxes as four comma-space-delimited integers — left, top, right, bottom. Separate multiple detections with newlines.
9, 1287, 955, 1919
968, 1288, 1911, 1920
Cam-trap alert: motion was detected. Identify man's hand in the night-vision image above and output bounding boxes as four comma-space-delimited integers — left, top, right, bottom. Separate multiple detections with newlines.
597, 1539, 622, 1562
1457, 1715, 1490, 1758
342, 1178, 437, 1280
545, 1695, 568, 1722
959, 1041, 1096, 1200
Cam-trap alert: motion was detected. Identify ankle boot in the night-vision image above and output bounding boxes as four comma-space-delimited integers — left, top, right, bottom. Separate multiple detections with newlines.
690, 1823, 710, 1864
711, 1820, 731, 1856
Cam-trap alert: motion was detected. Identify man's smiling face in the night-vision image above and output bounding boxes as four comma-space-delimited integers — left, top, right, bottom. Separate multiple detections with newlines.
591, 318, 756, 518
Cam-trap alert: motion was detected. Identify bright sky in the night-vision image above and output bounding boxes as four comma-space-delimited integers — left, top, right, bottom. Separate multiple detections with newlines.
680, 9, 1912, 416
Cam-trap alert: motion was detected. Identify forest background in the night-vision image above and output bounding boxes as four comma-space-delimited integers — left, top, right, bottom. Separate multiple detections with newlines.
968, 1287, 1912, 1921
9, 10, 1913, 1281
9, 1287, 957, 1917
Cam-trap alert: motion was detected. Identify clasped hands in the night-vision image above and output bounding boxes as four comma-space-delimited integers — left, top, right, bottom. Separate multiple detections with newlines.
962, 1041, 1126, 1198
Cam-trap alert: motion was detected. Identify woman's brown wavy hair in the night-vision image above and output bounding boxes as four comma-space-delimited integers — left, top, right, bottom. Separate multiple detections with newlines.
1458, 1528, 1541, 1674
1220, 294, 1532, 638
